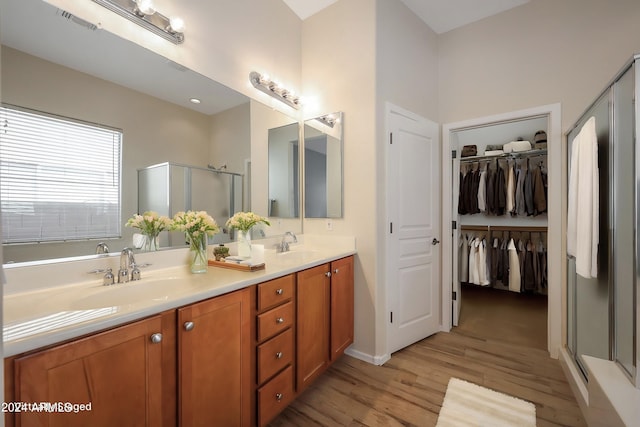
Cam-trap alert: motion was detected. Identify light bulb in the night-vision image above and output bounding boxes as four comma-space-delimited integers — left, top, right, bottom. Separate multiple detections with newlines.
135, 0, 156, 15
169, 16, 185, 33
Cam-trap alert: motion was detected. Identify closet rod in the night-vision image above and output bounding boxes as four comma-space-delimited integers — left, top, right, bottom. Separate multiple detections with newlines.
459, 149, 547, 163
460, 225, 547, 232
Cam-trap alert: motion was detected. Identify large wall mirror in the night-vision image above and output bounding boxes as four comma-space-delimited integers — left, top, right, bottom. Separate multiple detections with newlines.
0, 0, 301, 264
304, 112, 343, 218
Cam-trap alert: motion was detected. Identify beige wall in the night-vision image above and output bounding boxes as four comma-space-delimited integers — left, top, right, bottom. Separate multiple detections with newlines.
438, 0, 640, 130
301, 0, 377, 358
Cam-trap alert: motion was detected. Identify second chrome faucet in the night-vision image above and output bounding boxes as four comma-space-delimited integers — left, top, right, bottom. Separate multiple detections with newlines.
118, 248, 140, 283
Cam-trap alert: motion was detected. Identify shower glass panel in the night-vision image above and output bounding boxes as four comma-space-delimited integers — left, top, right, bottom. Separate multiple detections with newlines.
613, 64, 636, 377
567, 91, 611, 377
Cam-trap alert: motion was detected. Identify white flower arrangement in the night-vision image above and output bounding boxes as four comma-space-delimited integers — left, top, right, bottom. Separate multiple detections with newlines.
170, 210, 220, 240
125, 211, 172, 237
225, 211, 270, 233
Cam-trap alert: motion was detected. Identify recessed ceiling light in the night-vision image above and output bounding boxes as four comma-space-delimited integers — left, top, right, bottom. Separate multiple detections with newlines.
189, 98, 201, 104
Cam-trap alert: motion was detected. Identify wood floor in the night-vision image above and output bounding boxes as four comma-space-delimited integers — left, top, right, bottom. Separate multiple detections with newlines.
270, 286, 586, 426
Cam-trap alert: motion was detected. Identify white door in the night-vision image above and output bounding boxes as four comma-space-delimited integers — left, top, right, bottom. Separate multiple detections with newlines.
452, 157, 462, 326
387, 106, 441, 354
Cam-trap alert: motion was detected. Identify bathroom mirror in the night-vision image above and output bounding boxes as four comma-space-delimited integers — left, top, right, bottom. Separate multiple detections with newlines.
0, 0, 301, 264
268, 122, 300, 219
303, 112, 344, 218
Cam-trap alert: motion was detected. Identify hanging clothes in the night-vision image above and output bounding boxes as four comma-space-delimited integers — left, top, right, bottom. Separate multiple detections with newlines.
567, 116, 599, 278
478, 166, 487, 213
458, 233, 469, 283
507, 238, 521, 293
506, 161, 516, 215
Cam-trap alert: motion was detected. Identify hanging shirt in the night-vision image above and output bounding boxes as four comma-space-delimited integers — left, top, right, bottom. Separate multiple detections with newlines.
507, 238, 521, 293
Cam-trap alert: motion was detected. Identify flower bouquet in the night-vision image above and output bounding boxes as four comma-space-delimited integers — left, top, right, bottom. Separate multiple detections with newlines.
226, 212, 270, 257
171, 210, 220, 273
125, 211, 172, 251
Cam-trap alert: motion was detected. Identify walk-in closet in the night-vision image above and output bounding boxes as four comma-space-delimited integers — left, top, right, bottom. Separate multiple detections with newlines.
447, 107, 560, 352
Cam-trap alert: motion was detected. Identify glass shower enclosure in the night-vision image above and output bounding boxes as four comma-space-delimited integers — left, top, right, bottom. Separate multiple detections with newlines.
566, 55, 638, 386
138, 162, 243, 248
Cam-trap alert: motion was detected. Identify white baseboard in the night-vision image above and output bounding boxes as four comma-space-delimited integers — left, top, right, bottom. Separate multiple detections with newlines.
345, 347, 390, 366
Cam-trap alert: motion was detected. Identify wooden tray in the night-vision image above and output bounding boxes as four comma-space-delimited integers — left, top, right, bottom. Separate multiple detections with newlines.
208, 259, 265, 272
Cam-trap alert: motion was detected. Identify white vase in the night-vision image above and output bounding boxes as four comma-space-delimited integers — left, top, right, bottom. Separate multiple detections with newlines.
237, 230, 251, 258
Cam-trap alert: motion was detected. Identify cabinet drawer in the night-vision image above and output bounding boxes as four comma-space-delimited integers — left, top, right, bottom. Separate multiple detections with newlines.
257, 301, 293, 342
257, 365, 294, 427
257, 328, 293, 384
257, 275, 294, 312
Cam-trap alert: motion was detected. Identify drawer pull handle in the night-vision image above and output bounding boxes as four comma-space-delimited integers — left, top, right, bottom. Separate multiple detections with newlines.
276, 393, 283, 402
276, 317, 285, 324
150, 333, 163, 344
275, 351, 283, 359
275, 288, 284, 295
334, 268, 339, 274
183, 321, 195, 331
325, 271, 332, 278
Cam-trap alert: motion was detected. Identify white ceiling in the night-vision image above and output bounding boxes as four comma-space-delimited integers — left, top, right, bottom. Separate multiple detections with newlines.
282, 0, 530, 34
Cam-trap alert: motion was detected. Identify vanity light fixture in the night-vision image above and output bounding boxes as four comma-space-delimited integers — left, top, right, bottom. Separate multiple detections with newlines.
249, 71, 301, 110
91, 0, 185, 44
316, 114, 338, 128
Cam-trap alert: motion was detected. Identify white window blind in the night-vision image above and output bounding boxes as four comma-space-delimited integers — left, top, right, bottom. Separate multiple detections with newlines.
0, 105, 122, 244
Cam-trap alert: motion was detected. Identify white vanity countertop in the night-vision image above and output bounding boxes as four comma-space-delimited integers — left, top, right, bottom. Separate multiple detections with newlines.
3, 235, 356, 357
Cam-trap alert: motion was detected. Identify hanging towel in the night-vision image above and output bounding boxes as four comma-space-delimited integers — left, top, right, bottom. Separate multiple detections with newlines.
507, 238, 521, 293
567, 116, 599, 278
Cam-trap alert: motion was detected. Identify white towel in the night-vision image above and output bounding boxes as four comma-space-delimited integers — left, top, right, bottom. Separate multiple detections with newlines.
567, 116, 599, 278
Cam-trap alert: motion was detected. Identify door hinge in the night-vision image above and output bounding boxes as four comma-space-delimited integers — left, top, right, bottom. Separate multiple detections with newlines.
452, 150, 457, 159
452, 291, 457, 301
452, 220, 457, 230
390, 312, 393, 323
390, 222, 393, 234
390, 132, 393, 144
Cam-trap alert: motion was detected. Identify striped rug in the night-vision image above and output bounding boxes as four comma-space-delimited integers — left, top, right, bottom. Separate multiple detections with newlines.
436, 377, 536, 427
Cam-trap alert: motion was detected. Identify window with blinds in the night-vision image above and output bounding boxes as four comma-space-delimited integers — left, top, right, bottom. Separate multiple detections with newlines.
0, 105, 122, 244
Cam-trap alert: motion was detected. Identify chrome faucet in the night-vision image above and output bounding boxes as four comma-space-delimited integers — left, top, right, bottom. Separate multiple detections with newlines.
118, 248, 141, 283
277, 231, 298, 253
95, 242, 109, 254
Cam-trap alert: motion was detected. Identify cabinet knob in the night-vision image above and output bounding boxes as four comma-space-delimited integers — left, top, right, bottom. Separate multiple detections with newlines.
276, 317, 285, 324
275, 288, 283, 295
150, 333, 163, 344
275, 351, 283, 359
275, 393, 283, 402
334, 268, 339, 274
325, 271, 332, 278
183, 321, 195, 331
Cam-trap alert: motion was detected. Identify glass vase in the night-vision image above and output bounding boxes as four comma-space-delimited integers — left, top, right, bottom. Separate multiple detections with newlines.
189, 233, 208, 274
237, 230, 252, 258
143, 232, 160, 252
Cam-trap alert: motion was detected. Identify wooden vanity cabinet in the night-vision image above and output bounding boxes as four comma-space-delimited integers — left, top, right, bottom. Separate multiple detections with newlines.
330, 256, 355, 360
296, 263, 331, 392
296, 256, 354, 391
255, 274, 296, 427
10, 313, 171, 427
178, 287, 252, 427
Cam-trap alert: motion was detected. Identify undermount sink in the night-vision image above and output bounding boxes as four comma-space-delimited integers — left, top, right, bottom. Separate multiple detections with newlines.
274, 248, 319, 262
67, 276, 184, 310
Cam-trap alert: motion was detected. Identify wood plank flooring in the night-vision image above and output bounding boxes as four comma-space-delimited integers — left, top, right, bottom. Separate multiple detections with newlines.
270, 286, 585, 426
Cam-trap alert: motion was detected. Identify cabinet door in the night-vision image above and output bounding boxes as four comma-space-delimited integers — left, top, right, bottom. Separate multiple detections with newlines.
14, 315, 164, 427
331, 256, 354, 360
178, 288, 251, 427
296, 263, 330, 391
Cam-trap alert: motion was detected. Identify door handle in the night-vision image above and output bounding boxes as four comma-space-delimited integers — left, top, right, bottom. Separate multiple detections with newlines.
432, 238, 440, 245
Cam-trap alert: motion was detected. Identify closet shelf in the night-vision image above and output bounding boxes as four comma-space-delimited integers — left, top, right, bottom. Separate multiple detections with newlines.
460, 148, 547, 163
